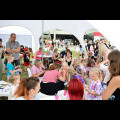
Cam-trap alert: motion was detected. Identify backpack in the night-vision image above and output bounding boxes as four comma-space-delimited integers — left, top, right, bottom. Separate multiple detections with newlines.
24, 52, 30, 62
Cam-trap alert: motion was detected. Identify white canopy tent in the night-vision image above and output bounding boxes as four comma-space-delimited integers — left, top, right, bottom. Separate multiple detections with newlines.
0, 20, 120, 53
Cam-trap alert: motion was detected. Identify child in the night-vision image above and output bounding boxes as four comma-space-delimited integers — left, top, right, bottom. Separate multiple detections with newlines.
23, 48, 30, 72
85, 59, 95, 76
76, 58, 85, 79
59, 62, 69, 83
85, 67, 103, 100
7, 54, 21, 80
9, 74, 20, 100
28, 48, 34, 68
84, 59, 95, 85
68, 67, 85, 85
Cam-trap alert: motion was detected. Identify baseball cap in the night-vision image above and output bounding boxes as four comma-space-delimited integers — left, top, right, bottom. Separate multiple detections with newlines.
24, 48, 28, 51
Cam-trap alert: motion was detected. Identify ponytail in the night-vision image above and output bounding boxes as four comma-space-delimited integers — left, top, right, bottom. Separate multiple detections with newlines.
14, 77, 39, 100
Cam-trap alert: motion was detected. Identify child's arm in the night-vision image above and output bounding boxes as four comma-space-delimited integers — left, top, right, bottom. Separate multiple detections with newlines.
9, 69, 21, 74
85, 87, 99, 96
15, 65, 21, 69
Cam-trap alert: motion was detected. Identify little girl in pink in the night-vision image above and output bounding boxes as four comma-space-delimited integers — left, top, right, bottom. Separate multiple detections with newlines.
85, 67, 103, 100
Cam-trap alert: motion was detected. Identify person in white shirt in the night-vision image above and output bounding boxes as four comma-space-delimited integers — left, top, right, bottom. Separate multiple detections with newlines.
9, 74, 20, 100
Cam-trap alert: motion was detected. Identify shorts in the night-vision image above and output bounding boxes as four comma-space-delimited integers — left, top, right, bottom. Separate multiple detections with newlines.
24, 62, 30, 66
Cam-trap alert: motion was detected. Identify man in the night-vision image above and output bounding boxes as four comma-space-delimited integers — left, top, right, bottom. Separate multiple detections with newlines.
60, 46, 69, 58
6, 33, 20, 66
0, 38, 3, 80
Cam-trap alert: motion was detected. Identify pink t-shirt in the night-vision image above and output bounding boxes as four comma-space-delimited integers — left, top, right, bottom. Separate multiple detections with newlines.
42, 70, 61, 83
31, 64, 44, 75
35, 50, 42, 60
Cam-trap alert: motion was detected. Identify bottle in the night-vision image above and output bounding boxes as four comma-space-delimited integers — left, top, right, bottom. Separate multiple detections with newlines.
103, 84, 107, 91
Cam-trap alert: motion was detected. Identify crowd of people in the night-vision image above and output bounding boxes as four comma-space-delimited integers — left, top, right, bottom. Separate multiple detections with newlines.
0, 33, 120, 100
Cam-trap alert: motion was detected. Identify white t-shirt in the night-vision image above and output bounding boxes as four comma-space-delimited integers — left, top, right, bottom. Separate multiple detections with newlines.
48, 50, 54, 57
11, 96, 26, 100
9, 84, 19, 100
99, 64, 109, 84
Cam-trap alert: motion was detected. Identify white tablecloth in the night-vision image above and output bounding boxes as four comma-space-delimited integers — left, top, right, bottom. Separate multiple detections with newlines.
37, 55, 52, 58
0, 81, 11, 100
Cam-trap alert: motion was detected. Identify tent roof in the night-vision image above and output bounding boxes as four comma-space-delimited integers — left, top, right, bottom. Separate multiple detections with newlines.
0, 26, 33, 35
0, 20, 120, 52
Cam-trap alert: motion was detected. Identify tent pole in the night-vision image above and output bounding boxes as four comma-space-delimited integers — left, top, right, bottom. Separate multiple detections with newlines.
42, 20, 44, 64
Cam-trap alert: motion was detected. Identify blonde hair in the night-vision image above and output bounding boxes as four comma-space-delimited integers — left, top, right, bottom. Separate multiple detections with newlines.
89, 67, 103, 81
99, 43, 110, 59
104, 39, 109, 46
54, 48, 58, 52
6, 54, 14, 60
34, 59, 41, 66
68, 68, 76, 76
9, 74, 20, 83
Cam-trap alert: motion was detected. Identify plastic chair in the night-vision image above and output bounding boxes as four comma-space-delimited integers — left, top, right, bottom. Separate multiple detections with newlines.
27, 68, 32, 77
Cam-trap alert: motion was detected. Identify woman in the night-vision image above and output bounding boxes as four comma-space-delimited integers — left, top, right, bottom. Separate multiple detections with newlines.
11, 77, 40, 100
102, 50, 120, 100
63, 50, 74, 67
35, 47, 42, 60
68, 78, 84, 100
31, 59, 45, 77
40, 63, 66, 95
52, 48, 61, 64
0, 38, 3, 80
